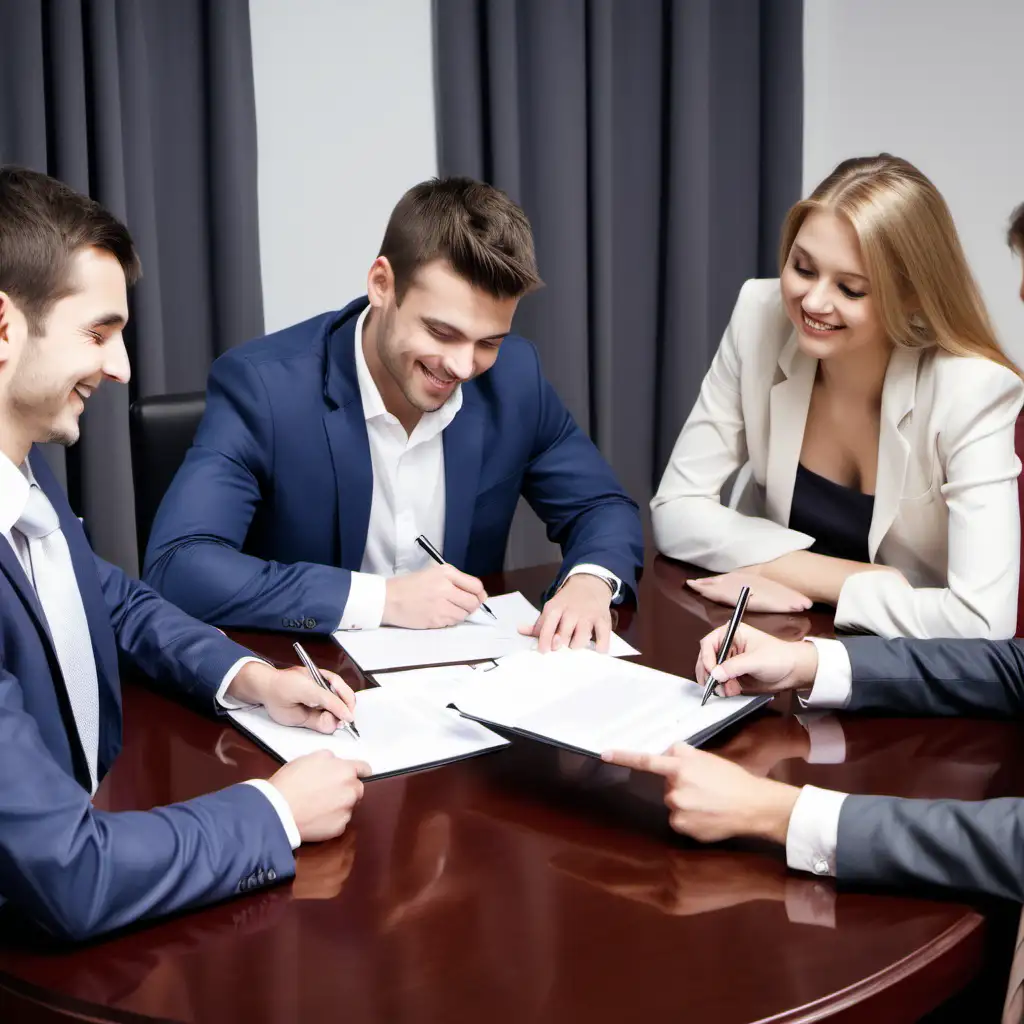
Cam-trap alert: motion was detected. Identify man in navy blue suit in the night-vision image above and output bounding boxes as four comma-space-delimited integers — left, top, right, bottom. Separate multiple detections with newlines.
0, 167, 369, 941
144, 178, 643, 652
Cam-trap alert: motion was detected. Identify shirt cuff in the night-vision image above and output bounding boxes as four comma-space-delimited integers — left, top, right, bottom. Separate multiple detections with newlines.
564, 563, 622, 602
337, 571, 387, 631
216, 657, 266, 709
794, 713, 847, 764
785, 785, 848, 877
801, 638, 853, 708
243, 779, 301, 850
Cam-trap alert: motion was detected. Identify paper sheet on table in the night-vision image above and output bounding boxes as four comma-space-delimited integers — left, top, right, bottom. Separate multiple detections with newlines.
333, 590, 638, 672
451, 648, 769, 756
371, 663, 492, 711
228, 685, 508, 780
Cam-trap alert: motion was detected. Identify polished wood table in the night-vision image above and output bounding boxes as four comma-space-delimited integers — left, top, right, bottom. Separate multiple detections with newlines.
1, 556, 1020, 1023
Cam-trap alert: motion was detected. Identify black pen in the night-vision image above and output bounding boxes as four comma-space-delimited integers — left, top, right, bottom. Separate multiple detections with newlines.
414, 534, 497, 620
700, 585, 750, 706
292, 642, 360, 738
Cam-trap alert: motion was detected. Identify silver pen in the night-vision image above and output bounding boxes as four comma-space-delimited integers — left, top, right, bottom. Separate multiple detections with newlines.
700, 585, 750, 707
292, 642, 360, 738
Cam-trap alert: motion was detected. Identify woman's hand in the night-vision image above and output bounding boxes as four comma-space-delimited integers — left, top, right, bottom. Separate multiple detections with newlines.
686, 570, 812, 613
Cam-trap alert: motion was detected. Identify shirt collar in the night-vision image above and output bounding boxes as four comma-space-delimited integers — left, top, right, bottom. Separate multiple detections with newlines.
353, 305, 464, 434
0, 449, 36, 535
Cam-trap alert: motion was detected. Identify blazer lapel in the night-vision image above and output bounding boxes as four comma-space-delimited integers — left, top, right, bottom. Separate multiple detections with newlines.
442, 387, 485, 570
765, 334, 817, 526
322, 306, 374, 570
0, 536, 51, 645
868, 347, 920, 560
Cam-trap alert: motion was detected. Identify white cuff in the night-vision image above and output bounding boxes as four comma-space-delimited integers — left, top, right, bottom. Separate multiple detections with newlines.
216, 657, 266, 709
243, 779, 301, 850
794, 713, 847, 764
801, 638, 853, 708
337, 571, 387, 631
785, 785, 848, 877
564, 563, 622, 602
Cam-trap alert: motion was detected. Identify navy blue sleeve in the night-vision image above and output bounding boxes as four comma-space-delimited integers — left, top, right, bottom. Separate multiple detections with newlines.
0, 662, 294, 941
143, 352, 352, 632
519, 345, 644, 602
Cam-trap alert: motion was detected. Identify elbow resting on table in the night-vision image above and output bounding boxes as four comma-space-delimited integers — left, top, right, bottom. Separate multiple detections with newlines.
651, 495, 720, 563
143, 539, 229, 621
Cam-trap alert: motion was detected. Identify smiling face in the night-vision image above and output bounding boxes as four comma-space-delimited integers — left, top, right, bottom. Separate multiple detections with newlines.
779, 209, 889, 362
364, 257, 517, 423
0, 246, 130, 463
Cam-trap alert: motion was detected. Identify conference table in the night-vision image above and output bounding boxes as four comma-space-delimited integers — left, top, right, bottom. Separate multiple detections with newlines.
0, 555, 1020, 1023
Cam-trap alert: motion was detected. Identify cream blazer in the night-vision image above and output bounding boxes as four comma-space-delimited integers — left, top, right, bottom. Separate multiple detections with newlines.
651, 278, 1024, 639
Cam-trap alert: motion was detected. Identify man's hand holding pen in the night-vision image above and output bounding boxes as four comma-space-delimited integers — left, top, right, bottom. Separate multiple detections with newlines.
228, 659, 358, 735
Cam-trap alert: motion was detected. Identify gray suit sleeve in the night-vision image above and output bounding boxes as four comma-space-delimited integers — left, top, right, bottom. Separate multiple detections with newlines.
842, 637, 1024, 717
835, 637, 1024, 899
837, 794, 1024, 901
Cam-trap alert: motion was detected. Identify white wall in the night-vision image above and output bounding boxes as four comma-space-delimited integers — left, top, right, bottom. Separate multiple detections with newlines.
250, 0, 438, 333
803, 0, 1024, 362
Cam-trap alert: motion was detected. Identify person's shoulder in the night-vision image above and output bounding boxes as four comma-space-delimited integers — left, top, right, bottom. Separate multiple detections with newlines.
220, 310, 341, 372
735, 277, 785, 313
731, 278, 789, 331
921, 350, 1024, 443
926, 348, 1024, 400
486, 333, 542, 382
726, 278, 791, 363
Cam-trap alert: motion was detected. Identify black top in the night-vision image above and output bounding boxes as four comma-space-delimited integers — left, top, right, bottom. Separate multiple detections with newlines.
788, 464, 875, 564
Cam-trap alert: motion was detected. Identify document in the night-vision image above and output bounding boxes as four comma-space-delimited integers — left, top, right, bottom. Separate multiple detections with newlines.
451, 648, 770, 756
371, 663, 493, 711
227, 686, 509, 780
333, 590, 639, 672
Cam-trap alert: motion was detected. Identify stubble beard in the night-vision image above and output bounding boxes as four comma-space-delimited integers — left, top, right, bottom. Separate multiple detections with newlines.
375, 305, 445, 415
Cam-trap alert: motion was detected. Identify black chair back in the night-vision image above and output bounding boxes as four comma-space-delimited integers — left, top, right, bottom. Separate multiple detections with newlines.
129, 392, 206, 562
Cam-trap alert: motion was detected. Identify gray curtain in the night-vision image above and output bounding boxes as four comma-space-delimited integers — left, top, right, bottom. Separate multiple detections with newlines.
0, 0, 263, 573
434, 0, 803, 568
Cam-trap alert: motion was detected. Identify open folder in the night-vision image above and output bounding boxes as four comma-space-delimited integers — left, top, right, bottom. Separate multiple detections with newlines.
449, 649, 771, 757
227, 687, 509, 781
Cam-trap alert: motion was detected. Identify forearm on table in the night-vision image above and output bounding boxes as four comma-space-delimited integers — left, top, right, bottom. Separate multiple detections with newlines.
749, 550, 895, 605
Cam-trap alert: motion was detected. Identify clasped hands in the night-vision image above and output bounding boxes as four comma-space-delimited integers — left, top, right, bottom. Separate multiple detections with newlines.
382, 562, 615, 652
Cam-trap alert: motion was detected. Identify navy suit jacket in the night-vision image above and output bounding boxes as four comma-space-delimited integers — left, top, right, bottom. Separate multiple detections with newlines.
0, 451, 294, 941
144, 297, 644, 633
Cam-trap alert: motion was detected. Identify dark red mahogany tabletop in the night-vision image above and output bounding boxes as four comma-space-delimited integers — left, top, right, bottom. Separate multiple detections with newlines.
1, 556, 1019, 1023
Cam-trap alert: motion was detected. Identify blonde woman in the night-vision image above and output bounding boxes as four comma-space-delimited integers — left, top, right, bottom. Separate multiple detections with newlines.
652, 154, 1024, 639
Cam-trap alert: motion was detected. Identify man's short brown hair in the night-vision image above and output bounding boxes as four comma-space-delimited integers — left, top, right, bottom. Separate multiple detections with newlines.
0, 166, 140, 334
1009, 202, 1024, 254
379, 177, 541, 302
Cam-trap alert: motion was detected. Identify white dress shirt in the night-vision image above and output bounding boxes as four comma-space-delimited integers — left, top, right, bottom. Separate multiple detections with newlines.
336, 306, 620, 632
783, 637, 855, 879
0, 452, 300, 849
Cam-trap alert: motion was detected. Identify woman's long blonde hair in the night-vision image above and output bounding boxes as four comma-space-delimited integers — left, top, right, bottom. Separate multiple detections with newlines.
779, 154, 1019, 374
